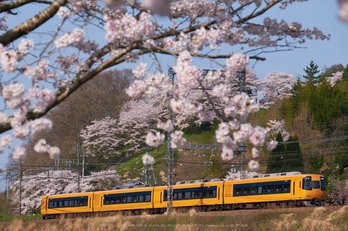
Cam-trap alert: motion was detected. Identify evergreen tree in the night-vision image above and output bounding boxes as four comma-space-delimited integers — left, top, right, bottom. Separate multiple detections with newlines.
303, 60, 320, 84
267, 133, 304, 173
285, 135, 304, 172
308, 154, 324, 174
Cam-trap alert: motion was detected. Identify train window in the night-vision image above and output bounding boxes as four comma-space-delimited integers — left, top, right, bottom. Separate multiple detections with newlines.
185, 192, 191, 198
303, 176, 312, 190
145, 194, 151, 202
299, 182, 301, 188
199, 191, 203, 198
116, 197, 121, 203
234, 188, 242, 195
275, 185, 282, 192
213, 190, 216, 198
178, 192, 182, 199
126, 196, 131, 203
320, 177, 326, 191
250, 187, 257, 194
243, 187, 250, 195
64, 201, 69, 207
173, 193, 178, 200
133, 196, 138, 202
262, 186, 267, 193
313, 181, 320, 189
139, 195, 144, 202
283, 184, 289, 192
58, 201, 63, 207
69, 200, 74, 206
266, 186, 274, 193
193, 191, 199, 198
49, 202, 53, 208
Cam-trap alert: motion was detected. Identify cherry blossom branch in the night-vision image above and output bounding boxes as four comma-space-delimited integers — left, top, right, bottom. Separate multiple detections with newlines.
0, 0, 52, 14
0, 0, 67, 46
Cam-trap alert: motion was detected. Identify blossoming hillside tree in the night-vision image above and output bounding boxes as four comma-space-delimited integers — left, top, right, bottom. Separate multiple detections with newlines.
10, 169, 121, 214
0, 0, 330, 172
81, 97, 166, 156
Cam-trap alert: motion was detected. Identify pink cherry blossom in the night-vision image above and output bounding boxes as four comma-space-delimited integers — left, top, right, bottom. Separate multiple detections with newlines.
142, 153, 156, 165
0, 113, 8, 124
0, 50, 18, 73
12, 146, 26, 161
248, 160, 260, 171
48, 146, 60, 159
133, 62, 148, 78
18, 39, 35, 56
170, 130, 187, 149
34, 139, 49, 153
226, 53, 249, 71
146, 131, 165, 147
157, 120, 174, 132
0, 134, 12, 147
251, 147, 259, 158
267, 140, 278, 151
221, 146, 234, 161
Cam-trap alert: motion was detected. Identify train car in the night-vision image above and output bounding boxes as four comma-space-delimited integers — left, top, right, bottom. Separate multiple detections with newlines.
93, 186, 154, 215
41, 172, 326, 219
153, 179, 224, 212
224, 172, 326, 209
41, 191, 94, 219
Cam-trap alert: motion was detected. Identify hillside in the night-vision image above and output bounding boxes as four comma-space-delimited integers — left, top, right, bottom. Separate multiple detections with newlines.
114, 128, 230, 185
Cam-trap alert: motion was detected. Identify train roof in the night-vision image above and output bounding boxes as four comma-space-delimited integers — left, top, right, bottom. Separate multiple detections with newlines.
247, 171, 302, 179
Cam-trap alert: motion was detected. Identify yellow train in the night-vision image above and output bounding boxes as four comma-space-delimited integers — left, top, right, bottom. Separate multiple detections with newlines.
41, 172, 326, 219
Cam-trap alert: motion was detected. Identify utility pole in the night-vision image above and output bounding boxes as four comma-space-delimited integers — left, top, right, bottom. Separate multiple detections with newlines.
236, 69, 247, 179
166, 68, 176, 213
18, 162, 22, 219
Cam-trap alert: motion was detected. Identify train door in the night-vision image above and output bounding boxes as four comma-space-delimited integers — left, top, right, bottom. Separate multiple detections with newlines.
292, 180, 296, 199
320, 177, 326, 200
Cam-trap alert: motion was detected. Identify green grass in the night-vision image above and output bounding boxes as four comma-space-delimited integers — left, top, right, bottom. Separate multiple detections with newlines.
114, 128, 219, 185
0, 214, 42, 221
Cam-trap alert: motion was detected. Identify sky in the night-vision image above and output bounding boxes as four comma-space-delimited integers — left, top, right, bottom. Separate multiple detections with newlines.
0, 1, 347, 191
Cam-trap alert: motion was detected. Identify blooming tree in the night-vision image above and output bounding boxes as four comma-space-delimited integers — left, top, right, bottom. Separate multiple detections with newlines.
0, 0, 329, 168
326, 71, 343, 87
267, 119, 290, 142
10, 169, 121, 214
80, 117, 122, 157
81, 98, 166, 155
224, 170, 259, 181
259, 71, 297, 108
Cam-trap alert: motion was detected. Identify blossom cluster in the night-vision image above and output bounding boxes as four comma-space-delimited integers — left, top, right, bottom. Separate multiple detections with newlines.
267, 119, 290, 142
104, 13, 156, 45
142, 153, 156, 165
326, 71, 343, 87
34, 139, 61, 159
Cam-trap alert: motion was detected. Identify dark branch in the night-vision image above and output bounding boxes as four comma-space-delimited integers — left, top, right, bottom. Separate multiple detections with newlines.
0, 0, 67, 46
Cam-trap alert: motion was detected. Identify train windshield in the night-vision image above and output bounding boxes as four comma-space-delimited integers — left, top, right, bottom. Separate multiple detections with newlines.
320, 177, 326, 191
302, 176, 312, 190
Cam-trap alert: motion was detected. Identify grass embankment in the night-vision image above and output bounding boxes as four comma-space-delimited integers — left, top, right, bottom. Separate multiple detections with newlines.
0, 214, 41, 221
115, 129, 227, 185
1, 206, 348, 231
